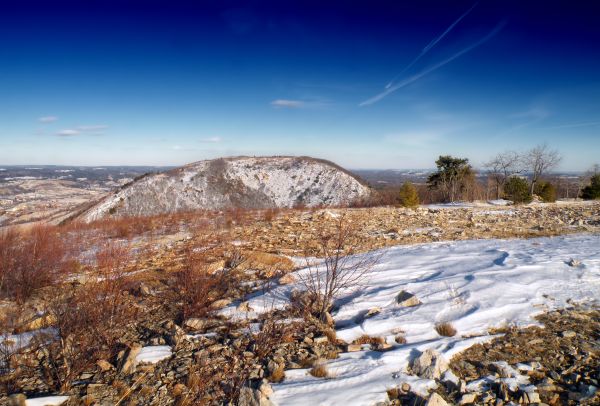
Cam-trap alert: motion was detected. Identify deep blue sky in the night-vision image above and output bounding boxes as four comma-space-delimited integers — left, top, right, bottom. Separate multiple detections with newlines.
1, 0, 599, 169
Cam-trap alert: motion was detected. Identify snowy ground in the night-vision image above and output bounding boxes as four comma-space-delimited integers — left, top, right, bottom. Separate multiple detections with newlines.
222, 233, 600, 405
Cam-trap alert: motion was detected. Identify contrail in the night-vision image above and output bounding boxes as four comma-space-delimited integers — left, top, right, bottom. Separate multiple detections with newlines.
361, 21, 506, 106
385, 2, 478, 89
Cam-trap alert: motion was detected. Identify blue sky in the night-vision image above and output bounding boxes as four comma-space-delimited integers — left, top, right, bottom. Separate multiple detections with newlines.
1, 0, 599, 169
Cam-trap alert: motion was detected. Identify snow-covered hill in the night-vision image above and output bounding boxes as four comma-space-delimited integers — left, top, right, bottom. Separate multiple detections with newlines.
79, 156, 372, 221
221, 233, 600, 405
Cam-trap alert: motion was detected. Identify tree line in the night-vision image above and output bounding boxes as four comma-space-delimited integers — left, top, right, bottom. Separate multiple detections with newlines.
392, 144, 600, 207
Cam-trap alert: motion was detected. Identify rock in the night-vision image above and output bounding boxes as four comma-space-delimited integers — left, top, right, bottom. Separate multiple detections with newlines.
313, 336, 328, 344
238, 387, 275, 406
120, 343, 142, 374
410, 349, 449, 379
396, 291, 421, 307
279, 273, 297, 285
138, 283, 152, 296
259, 380, 274, 397
238, 301, 253, 312
345, 344, 362, 352
426, 393, 449, 406
23, 313, 57, 331
96, 359, 114, 372
8, 394, 26, 406
211, 298, 232, 309
184, 318, 209, 331
459, 393, 477, 404
365, 307, 382, 318
562, 330, 576, 338
567, 258, 581, 267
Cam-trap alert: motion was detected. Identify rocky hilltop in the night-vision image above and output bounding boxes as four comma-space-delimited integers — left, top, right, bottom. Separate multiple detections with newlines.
79, 156, 372, 221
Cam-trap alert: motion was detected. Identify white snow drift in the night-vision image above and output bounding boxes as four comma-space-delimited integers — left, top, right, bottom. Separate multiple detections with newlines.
222, 233, 600, 405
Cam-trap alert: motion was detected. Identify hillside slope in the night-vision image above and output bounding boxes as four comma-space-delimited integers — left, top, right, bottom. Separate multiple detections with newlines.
79, 156, 372, 221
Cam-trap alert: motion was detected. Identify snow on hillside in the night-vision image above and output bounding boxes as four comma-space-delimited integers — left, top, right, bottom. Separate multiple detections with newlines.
223, 233, 600, 405
81, 157, 371, 221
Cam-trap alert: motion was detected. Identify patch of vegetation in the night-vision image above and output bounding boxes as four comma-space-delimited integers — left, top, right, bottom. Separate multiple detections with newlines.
504, 176, 532, 204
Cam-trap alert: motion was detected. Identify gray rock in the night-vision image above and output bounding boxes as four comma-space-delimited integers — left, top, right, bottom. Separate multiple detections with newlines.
410, 349, 449, 379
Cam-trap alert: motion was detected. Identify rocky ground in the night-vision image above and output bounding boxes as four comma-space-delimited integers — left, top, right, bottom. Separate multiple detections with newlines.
201, 201, 600, 256
386, 306, 599, 405
1, 201, 600, 405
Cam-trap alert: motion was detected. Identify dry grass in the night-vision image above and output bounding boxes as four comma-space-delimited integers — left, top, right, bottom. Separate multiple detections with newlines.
352, 334, 385, 346
394, 334, 407, 344
435, 322, 457, 337
309, 361, 329, 378
268, 365, 286, 383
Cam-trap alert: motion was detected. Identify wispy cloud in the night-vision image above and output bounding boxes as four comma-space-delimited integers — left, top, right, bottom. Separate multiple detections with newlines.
76, 125, 108, 131
270, 99, 306, 108
270, 98, 331, 109
38, 116, 58, 123
361, 21, 506, 106
200, 137, 222, 143
543, 121, 600, 130
56, 129, 80, 136
386, 2, 478, 89
55, 124, 108, 137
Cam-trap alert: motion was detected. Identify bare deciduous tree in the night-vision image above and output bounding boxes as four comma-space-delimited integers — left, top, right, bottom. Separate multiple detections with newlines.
298, 216, 381, 322
484, 150, 524, 199
525, 144, 562, 194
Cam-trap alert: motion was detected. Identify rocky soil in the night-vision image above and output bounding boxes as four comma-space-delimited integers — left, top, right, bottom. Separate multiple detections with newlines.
386, 306, 599, 405
223, 201, 600, 256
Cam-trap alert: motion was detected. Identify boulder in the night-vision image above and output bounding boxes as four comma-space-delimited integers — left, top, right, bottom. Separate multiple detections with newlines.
410, 349, 449, 379
426, 393, 449, 406
396, 291, 421, 307
184, 318, 209, 331
120, 343, 142, 374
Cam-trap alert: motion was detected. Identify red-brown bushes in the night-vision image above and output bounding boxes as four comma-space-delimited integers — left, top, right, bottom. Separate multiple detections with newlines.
0, 225, 68, 303
42, 241, 138, 390
175, 243, 233, 320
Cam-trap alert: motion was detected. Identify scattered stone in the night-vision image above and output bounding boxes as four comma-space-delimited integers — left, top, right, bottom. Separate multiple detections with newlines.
396, 290, 421, 307
184, 318, 209, 331
346, 344, 362, 352
459, 393, 477, 404
561, 330, 576, 338
120, 343, 142, 374
426, 392, 449, 406
410, 349, 449, 379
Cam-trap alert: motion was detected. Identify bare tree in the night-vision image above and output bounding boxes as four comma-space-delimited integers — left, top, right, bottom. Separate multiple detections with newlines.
298, 216, 381, 322
524, 144, 562, 194
484, 150, 523, 199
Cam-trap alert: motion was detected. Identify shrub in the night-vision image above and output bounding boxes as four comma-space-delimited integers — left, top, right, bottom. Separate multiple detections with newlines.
42, 242, 137, 390
581, 174, 600, 200
434, 322, 457, 337
398, 182, 420, 208
309, 360, 329, 378
503, 176, 532, 204
534, 181, 557, 202
0, 225, 67, 303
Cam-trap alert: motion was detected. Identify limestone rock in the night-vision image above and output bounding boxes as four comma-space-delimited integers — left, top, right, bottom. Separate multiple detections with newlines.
426, 393, 449, 406
396, 291, 421, 307
120, 343, 142, 374
410, 349, 449, 379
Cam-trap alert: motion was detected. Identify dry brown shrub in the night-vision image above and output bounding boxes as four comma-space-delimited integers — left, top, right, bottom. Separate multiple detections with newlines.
435, 322, 457, 337
394, 334, 407, 344
268, 364, 285, 383
352, 335, 385, 346
41, 241, 138, 390
0, 225, 67, 303
309, 361, 329, 378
